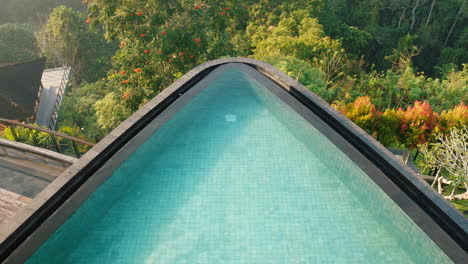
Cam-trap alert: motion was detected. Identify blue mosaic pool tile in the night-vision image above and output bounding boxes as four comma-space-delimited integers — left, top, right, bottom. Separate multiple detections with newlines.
27, 66, 452, 263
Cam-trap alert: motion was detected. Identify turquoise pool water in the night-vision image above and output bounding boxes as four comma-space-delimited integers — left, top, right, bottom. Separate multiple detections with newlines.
27, 65, 451, 263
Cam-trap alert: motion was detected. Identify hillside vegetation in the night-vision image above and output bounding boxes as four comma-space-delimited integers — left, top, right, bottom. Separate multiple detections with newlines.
0, 0, 466, 204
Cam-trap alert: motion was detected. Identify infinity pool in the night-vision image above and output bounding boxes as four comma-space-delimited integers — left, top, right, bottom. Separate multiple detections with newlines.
26, 65, 451, 263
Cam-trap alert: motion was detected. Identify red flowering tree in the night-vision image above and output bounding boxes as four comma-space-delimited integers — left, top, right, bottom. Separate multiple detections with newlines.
85, 0, 250, 130
396, 101, 439, 151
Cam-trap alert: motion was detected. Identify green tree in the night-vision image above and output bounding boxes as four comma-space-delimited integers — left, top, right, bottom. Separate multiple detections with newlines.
85, 0, 249, 130
262, 56, 329, 99
47, 0, 466, 136
248, 10, 346, 90
35, 5, 115, 83
0, 0, 86, 24
0, 23, 38, 64
94, 92, 133, 132
58, 81, 112, 141
316, 0, 468, 75
385, 34, 420, 71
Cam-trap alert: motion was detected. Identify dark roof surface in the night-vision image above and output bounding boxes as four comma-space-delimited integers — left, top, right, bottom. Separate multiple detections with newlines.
0, 58, 46, 120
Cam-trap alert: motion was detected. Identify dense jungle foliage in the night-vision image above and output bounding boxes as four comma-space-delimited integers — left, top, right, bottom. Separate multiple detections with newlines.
0, 1, 466, 190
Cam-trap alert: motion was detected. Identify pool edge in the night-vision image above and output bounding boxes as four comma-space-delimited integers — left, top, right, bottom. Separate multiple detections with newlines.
0, 57, 466, 263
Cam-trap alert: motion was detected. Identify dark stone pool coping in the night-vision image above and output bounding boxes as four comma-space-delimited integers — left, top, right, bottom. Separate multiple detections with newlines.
0, 58, 466, 263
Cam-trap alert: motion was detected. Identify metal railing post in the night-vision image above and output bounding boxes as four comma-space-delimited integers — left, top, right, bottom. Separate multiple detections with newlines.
10, 127, 19, 141
49, 134, 61, 153
72, 141, 81, 158
28, 128, 39, 145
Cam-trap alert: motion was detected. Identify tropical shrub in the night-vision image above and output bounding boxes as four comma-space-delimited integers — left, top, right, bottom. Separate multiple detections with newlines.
2, 125, 90, 156
250, 11, 346, 86
262, 56, 330, 99
58, 81, 112, 141
439, 102, 468, 132
396, 101, 439, 150
376, 109, 400, 147
333, 97, 468, 149
340, 64, 467, 113
334, 96, 381, 137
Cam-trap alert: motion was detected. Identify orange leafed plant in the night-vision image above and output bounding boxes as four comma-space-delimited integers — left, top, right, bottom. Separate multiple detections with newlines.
439, 102, 468, 132
396, 101, 439, 148
335, 96, 381, 137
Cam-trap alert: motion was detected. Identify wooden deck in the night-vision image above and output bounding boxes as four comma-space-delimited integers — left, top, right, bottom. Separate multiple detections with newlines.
0, 188, 30, 225
0, 143, 72, 198
0, 139, 76, 225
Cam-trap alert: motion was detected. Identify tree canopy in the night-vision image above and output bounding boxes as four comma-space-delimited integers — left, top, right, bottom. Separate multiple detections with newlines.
0, 23, 38, 64
35, 6, 115, 83
0, 0, 466, 206
0, 0, 465, 143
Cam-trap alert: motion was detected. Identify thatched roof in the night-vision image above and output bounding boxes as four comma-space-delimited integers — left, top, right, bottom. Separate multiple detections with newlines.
0, 58, 46, 120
